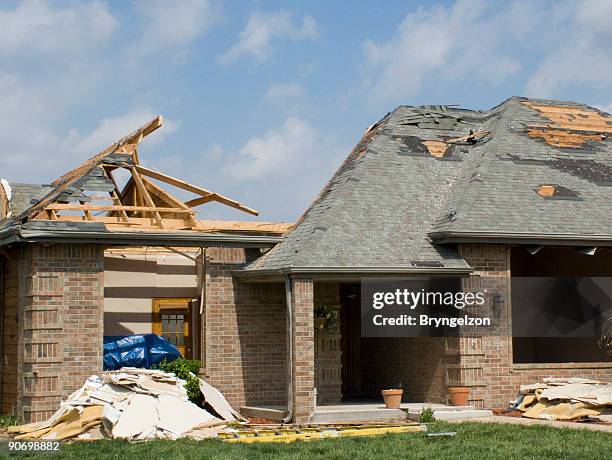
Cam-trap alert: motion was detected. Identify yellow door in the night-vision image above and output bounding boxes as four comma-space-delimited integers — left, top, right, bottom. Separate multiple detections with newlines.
152, 298, 193, 358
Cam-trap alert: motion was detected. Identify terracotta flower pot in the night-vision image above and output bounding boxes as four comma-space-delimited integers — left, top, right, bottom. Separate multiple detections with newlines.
448, 387, 470, 406
381, 389, 403, 409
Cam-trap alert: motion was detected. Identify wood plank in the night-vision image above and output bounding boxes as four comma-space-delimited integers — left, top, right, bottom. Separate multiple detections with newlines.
143, 177, 197, 227
40, 215, 292, 234
134, 164, 259, 216
130, 167, 165, 228
102, 167, 129, 222
45, 204, 192, 213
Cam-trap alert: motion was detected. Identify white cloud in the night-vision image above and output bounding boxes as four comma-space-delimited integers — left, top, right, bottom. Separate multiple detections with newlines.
219, 10, 318, 63
0, 0, 117, 56
0, 97, 176, 183
264, 82, 305, 108
525, 0, 612, 96
228, 117, 317, 179
132, 0, 220, 56
61, 107, 178, 157
362, 0, 529, 104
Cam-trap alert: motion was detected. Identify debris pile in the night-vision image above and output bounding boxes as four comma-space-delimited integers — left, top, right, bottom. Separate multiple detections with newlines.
513, 377, 612, 423
9, 368, 242, 441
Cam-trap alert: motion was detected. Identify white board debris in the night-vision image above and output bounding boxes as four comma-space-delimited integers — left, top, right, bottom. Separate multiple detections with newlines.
9, 367, 242, 441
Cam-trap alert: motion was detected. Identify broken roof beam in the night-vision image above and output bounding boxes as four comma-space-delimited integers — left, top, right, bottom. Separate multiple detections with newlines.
133, 164, 259, 216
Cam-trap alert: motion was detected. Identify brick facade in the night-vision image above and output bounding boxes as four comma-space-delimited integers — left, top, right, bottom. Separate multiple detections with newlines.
290, 277, 315, 423
361, 337, 448, 403
458, 244, 612, 408
202, 248, 287, 409
2, 244, 105, 422
1, 249, 20, 414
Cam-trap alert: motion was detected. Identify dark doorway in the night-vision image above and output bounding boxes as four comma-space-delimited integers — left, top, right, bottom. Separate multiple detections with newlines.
340, 284, 362, 398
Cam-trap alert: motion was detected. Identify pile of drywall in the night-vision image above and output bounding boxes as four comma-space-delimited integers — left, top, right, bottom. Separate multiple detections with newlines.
9, 368, 241, 441
513, 377, 612, 422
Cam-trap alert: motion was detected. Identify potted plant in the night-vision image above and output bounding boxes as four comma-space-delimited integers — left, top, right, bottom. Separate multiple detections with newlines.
381, 386, 404, 409
314, 305, 338, 333
448, 387, 470, 406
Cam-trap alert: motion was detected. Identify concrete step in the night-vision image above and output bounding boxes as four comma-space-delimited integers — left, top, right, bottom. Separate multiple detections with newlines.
431, 409, 493, 421
240, 405, 287, 421
311, 407, 409, 424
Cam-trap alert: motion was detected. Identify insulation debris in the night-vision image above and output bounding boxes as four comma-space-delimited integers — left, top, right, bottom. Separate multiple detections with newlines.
8, 368, 241, 441
512, 378, 612, 422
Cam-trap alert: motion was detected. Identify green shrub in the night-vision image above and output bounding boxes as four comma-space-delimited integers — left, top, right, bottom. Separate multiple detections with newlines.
418, 406, 436, 423
0, 414, 21, 427
155, 358, 203, 405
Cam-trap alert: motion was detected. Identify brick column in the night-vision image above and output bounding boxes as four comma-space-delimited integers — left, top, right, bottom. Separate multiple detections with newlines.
19, 244, 104, 422
291, 277, 315, 424
457, 244, 512, 408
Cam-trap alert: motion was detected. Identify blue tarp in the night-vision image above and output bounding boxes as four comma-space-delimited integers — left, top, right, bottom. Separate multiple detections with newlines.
103, 334, 182, 370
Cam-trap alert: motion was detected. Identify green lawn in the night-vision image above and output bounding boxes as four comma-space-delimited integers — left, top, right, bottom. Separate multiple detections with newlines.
3, 422, 611, 459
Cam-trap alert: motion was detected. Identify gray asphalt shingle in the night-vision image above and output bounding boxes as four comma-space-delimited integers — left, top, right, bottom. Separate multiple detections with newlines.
245, 97, 612, 274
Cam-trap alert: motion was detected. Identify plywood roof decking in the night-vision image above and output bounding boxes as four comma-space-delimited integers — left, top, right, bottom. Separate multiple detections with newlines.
2, 115, 292, 237
243, 96, 612, 275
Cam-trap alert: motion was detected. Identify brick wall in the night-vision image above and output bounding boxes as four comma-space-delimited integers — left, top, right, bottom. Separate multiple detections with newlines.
361, 337, 449, 403
291, 277, 315, 423
19, 244, 104, 422
1, 249, 20, 414
459, 244, 612, 408
202, 248, 287, 409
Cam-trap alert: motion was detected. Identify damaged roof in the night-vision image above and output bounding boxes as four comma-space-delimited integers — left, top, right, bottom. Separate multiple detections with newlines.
242, 97, 612, 275
0, 116, 291, 248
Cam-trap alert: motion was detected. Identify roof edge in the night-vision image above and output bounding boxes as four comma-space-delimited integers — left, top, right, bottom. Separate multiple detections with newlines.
234, 265, 474, 278
0, 227, 282, 248
429, 230, 612, 246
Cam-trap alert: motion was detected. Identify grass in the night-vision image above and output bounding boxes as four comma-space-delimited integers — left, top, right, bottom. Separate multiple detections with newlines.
3, 422, 611, 459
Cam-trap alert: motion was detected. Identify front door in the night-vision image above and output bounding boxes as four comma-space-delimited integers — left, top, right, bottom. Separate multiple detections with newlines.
152, 298, 193, 358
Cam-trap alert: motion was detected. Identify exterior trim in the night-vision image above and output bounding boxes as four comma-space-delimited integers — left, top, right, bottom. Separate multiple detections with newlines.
429, 230, 612, 246
0, 227, 282, 248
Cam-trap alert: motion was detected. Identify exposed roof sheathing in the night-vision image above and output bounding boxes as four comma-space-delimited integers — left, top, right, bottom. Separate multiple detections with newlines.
244, 97, 612, 275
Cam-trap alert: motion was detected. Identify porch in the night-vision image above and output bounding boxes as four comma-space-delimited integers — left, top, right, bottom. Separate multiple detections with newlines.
240, 401, 492, 424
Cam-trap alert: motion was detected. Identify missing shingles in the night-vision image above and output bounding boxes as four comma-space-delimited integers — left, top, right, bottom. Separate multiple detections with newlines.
503, 154, 612, 186
522, 101, 612, 149
394, 136, 463, 161
395, 136, 430, 156
535, 184, 581, 200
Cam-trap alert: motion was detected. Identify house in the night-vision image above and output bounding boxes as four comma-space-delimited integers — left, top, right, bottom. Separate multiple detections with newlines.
1, 97, 611, 425
0, 117, 292, 422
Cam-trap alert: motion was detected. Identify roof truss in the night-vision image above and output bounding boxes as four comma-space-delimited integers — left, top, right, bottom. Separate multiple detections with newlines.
26, 116, 291, 234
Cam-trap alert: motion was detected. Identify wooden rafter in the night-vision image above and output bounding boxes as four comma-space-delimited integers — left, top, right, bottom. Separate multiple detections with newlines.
142, 177, 197, 227
133, 164, 259, 216
44, 203, 193, 213
26, 114, 288, 235
103, 167, 129, 223
28, 116, 162, 221
130, 166, 165, 228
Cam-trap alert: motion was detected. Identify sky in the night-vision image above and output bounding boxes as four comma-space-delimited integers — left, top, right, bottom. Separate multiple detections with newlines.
0, 0, 611, 222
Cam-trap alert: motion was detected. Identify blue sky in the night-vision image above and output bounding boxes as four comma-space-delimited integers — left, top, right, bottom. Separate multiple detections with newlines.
0, 0, 611, 221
